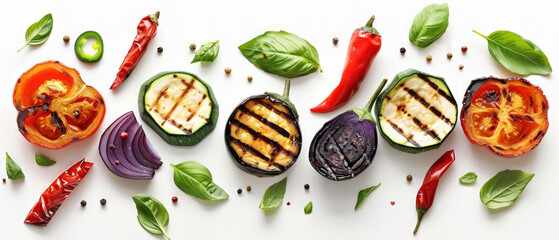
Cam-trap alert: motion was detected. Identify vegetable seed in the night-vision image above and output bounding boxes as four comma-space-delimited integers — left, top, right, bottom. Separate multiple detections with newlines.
400, 47, 406, 54
63, 35, 70, 43
157, 46, 163, 53
426, 55, 432, 62
80, 200, 87, 207
224, 67, 232, 74
332, 37, 339, 45
189, 43, 196, 51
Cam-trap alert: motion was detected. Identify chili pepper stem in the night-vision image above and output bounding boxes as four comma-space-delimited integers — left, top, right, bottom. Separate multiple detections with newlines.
413, 208, 427, 235
149, 11, 161, 25
283, 79, 291, 98
365, 15, 375, 28
363, 78, 387, 113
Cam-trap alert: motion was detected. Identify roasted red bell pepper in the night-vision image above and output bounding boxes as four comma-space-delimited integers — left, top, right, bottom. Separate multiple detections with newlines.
110, 11, 160, 90
461, 77, 549, 157
13, 61, 106, 149
414, 150, 455, 235
310, 15, 381, 113
24, 159, 93, 226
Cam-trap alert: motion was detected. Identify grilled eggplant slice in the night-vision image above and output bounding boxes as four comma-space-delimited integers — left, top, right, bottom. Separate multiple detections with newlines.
374, 69, 457, 153
225, 80, 301, 176
138, 71, 219, 146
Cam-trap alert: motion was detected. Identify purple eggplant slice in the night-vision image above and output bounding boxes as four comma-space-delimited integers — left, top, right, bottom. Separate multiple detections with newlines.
225, 80, 302, 176
309, 79, 387, 181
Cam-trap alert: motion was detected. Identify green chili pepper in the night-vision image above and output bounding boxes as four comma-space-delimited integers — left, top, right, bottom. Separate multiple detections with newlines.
74, 31, 104, 63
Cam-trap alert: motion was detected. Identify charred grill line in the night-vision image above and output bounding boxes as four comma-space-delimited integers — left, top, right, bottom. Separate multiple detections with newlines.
50, 112, 66, 134
254, 99, 295, 121
238, 105, 290, 138
186, 95, 207, 122
412, 117, 442, 141
228, 137, 270, 163
404, 87, 454, 125
229, 119, 295, 160
386, 119, 421, 147
417, 74, 456, 104
160, 79, 194, 126
328, 135, 354, 177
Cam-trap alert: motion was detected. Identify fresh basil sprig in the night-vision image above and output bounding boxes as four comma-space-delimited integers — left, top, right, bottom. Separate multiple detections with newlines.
304, 201, 313, 214
459, 172, 477, 184
238, 31, 322, 79
132, 194, 170, 240
191, 40, 220, 63
259, 177, 287, 210
473, 30, 552, 75
480, 170, 534, 210
409, 3, 449, 48
354, 183, 381, 210
6, 153, 25, 180
35, 153, 56, 166
170, 161, 229, 201
18, 13, 53, 52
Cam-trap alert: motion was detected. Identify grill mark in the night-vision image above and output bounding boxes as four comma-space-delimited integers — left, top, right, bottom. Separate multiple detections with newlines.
50, 112, 66, 133
161, 79, 194, 126
186, 95, 207, 122
533, 130, 543, 141
255, 99, 295, 121
417, 74, 455, 104
385, 119, 421, 147
411, 117, 441, 141
230, 119, 295, 159
328, 134, 353, 176
404, 87, 454, 125
238, 105, 290, 138
153, 86, 169, 109
228, 137, 270, 163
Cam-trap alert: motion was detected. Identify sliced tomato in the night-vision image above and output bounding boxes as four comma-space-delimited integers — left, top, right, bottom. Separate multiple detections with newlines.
13, 61, 106, 149
461, 78, 548, 157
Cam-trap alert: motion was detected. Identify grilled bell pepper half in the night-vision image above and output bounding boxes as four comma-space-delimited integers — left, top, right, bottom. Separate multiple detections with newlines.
74, 31, 104, 63
374, 69, 457, 153
138, 71, 219, 146
225, 79, 302, 176
461, 77, 549, 157
13, 61, 106, 149
309, 79, 386, 181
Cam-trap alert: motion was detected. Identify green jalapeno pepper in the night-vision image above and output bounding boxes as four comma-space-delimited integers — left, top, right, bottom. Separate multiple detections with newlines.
74, 31, 104, 63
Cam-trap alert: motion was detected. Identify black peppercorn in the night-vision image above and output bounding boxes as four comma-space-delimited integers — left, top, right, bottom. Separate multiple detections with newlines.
237, 189, 242, 194
157, 46, 163, 53
400, 47, 406, 54
80, 200, 87, 207
100, 198, 107, 205
304, 184, 310, 190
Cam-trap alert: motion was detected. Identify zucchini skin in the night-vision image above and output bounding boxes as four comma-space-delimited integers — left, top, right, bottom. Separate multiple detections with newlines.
225, 94, 302, 176
138, 71, 219, 146
374, 69, 457, 153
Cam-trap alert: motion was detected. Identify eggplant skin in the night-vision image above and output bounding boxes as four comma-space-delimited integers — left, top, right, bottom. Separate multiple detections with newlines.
138, 71, 219, 146
309, 111, 377, 181
225, 94, 301, 176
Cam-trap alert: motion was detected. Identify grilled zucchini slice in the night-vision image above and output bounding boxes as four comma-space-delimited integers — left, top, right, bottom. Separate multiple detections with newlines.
138, 71, 219, 146
374, 69, 457, 153
225, 94, 301, 176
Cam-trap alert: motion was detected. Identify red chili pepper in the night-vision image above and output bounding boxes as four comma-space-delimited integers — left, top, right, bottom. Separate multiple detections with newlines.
310, 15, 381, 113
110, 11, 160, 90
24, 159, 93, 226
413, 150, 455, 235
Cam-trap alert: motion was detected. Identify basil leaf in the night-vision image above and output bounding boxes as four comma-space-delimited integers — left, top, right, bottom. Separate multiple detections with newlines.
191, 40, 220, 63
304, 201, 313, 214
354, 183, 381, 210
259, 177, 287, 210
459, 172, 477, 184
132, 194, 170, 240
35, 153, 56, 166
473, 30, 552, 75
170, 161, 229, 201
6, 153, 25, 180
238, 31, 322, 79
480, 170, 534, 210
18, 13, 53, 52
409, 3, 449, 48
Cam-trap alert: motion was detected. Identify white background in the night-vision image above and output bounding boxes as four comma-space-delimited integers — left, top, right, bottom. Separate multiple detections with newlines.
0, 0, 557, 239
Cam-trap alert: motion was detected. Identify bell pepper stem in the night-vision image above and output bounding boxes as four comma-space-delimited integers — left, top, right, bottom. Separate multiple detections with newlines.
363, 78, 387, 113
365, 15, 375, 28
283, 79, 291, 99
